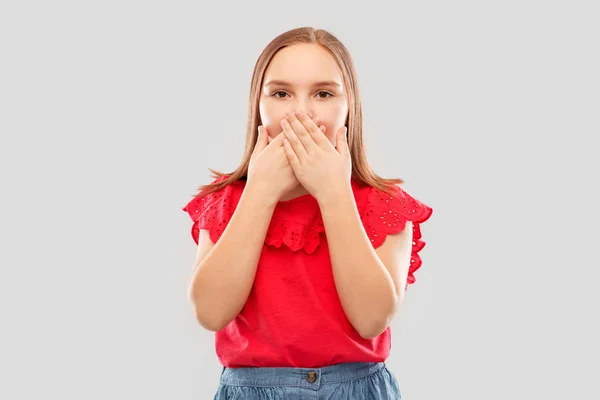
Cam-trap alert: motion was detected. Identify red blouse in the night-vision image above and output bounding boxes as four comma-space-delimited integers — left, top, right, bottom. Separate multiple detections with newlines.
182, 176, 433, 368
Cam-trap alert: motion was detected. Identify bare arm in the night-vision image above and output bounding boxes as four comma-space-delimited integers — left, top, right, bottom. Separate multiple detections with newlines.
186, 183, 278, 331
318, 187, 413, 339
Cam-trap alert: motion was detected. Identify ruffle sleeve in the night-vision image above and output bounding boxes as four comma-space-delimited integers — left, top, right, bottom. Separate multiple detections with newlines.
359, 185, 433, 289
181, 176, 239, 245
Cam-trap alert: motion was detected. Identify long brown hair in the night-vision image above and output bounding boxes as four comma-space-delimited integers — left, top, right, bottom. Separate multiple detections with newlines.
192, 27, 404, 198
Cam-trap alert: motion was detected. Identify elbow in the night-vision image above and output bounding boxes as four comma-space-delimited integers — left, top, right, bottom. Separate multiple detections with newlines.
358, 300, 402, 339
196, 314, 226, 332
188, 294, 227, 332
356, 311, 392, 339
358, 321, 389, 339
191, 306, 227, 332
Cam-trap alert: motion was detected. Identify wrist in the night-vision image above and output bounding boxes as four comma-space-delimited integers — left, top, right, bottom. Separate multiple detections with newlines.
243, 181, 279, 209
317, 182, 354, 209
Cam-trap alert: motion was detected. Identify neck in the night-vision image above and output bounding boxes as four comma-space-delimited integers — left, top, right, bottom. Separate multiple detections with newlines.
279, 184, 309, 201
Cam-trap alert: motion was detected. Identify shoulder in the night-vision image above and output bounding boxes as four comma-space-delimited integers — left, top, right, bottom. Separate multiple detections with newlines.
352, 180, 433, 238
181, 175, 246, 244
352, 180, 433, 289
182, 176, 245, 216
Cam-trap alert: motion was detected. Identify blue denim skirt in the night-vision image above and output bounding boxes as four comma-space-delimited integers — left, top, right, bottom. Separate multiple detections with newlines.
213, 361, 401, 399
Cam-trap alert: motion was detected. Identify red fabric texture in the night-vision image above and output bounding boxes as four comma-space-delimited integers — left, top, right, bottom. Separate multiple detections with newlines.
182, 176, 433, 368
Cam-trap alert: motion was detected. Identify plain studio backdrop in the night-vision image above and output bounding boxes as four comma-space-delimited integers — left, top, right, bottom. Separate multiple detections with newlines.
1, 1, 598, 399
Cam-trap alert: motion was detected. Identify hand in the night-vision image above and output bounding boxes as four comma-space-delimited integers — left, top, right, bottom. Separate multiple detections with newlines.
247, 125, 299, 204
266, 113, 324, 145
280, 110, 352, 202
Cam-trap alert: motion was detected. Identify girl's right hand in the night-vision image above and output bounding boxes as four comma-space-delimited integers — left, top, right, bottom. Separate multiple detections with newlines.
247, 115, 323, 203
246, 125, 299, 203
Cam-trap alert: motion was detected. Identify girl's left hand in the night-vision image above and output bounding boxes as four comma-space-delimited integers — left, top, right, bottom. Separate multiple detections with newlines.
280, 110, 352, 202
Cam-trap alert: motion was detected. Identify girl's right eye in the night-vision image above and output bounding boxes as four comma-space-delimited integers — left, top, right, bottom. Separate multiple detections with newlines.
272, 91, 288, 98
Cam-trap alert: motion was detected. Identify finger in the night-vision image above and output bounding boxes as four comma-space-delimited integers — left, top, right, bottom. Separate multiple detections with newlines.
314, 116, 325, 135
268, 131, 286, 147
281, 117, 308, 163
286, 111, 320, 154
314, 116, 326, 133
282, 136, 301, 171
294, 111, 330, 149
335, 126, 349, 156
253, 126, 268, 155
262, 114, 320, 150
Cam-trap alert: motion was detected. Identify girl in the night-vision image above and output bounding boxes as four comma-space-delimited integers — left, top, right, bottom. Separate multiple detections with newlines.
182, 27, 433, 399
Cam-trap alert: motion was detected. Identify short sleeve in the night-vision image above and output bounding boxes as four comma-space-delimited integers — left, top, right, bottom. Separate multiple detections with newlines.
181, 176, 237, 245
360, 185, 433, 289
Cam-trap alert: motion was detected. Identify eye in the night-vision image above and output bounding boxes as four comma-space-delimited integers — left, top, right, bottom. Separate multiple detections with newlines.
270, 90, 333, 99
271, 90, 288, 98
317, 91, 334, 98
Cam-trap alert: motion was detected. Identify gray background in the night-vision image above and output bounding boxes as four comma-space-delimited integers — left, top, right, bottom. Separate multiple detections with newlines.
1, 0, 598, 399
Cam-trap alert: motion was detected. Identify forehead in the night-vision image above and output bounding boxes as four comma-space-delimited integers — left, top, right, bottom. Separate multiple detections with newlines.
263, 43, 343, 85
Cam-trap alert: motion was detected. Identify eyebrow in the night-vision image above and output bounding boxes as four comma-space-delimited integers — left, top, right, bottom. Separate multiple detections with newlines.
264, 79, 342, 88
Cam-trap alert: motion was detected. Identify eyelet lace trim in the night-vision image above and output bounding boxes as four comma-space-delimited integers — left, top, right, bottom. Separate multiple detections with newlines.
264, 215, 325, 254
183, 180, 433, 288
182, 182, 233, 245
361, 186, 433, 289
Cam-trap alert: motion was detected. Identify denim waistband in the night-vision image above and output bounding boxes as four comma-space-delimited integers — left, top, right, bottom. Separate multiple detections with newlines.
219, 361, 385, 389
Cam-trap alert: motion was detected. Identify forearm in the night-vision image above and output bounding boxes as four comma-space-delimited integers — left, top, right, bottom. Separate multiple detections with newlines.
318, 186, 398, 339
188, 183, 277, 331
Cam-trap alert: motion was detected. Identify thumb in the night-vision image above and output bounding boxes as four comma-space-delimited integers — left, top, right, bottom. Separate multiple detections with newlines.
336, 126, 349, 155
253, 125, 268, 155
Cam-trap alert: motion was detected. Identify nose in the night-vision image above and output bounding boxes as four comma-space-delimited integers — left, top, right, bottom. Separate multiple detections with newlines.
288, 97, 314, 118
288, 108, 314, 119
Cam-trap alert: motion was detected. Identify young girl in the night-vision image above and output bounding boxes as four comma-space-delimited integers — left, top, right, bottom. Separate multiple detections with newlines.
182, 27, 433, 399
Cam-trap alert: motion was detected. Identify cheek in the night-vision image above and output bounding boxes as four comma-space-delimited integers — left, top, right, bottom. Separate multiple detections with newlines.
259, 101, 286, 137
319, 104, 348, 143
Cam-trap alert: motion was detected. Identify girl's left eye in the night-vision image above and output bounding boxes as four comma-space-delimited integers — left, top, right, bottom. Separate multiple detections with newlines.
317, 91, 333, 98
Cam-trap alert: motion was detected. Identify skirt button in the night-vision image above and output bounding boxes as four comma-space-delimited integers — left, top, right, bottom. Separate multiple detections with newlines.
306, 371, 317, 383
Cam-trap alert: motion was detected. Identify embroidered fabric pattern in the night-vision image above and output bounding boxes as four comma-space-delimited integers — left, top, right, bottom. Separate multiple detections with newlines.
263, 216, 325, 254
182, 184, 232, 245
361, 186, 433, 287
183, 180, 432, 288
